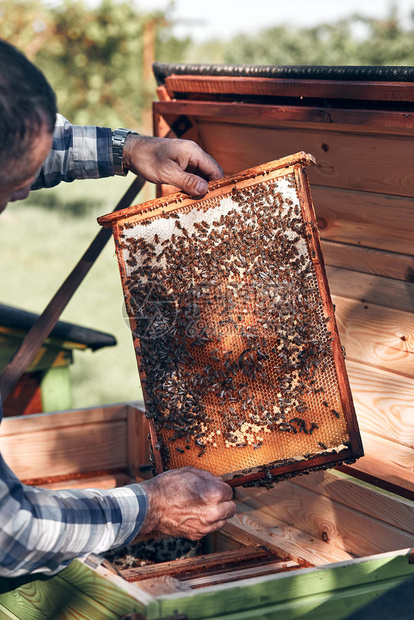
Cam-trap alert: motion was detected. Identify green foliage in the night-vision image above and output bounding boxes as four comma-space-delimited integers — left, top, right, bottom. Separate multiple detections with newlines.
220, 8, 414, 67
2, 1, 414, 129
0, 0, 190, 127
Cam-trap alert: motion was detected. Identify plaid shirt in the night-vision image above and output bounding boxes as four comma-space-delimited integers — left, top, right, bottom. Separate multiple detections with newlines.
0, 115, 149, 577
33, 114, 115, 189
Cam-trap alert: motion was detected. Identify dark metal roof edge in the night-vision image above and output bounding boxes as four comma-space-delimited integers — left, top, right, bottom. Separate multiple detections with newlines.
153, 62, 414, 85
0, 304, 117, 351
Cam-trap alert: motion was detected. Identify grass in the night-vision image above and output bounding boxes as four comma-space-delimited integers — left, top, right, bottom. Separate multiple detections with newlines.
0, 176, 156, 410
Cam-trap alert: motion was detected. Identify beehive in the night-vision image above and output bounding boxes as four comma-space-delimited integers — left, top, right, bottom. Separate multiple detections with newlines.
99, 153, 362, 485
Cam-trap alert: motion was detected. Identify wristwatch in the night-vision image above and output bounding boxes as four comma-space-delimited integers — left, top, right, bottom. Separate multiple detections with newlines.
112, 128, 138, 176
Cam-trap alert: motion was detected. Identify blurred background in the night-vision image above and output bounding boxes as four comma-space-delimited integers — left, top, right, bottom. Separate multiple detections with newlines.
1, 0, 413, 410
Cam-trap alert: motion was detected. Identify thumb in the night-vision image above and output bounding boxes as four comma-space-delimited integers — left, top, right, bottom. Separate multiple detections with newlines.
172, 170, 209, 197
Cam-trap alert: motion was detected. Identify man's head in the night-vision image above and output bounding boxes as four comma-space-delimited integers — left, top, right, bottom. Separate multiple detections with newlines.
0, 39, 57, 212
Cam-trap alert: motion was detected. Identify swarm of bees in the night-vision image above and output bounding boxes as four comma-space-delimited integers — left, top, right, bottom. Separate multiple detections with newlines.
117, 171, 351, 484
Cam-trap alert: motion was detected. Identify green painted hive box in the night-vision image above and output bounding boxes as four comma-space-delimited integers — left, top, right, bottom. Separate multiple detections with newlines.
0, 303, 116, 416
0, 402, 412, 620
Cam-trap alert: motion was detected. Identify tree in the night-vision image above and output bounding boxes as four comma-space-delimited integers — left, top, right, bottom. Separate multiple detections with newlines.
0, 0, 190, 127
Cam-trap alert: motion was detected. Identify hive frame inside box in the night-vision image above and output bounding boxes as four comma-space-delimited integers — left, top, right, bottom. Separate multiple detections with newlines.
0, 403, 412, 620
99, 152, 363, 486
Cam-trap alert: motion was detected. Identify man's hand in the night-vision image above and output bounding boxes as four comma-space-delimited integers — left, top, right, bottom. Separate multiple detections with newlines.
123, 135, 223, 196
137, 467, 236, 541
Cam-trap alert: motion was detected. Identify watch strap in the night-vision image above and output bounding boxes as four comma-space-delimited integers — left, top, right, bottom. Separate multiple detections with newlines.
112, 128, 138, 176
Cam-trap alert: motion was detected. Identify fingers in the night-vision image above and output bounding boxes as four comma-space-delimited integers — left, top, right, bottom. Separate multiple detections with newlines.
205, 499, 237, 525
172, 170, 209, 197
123, 134, 223, 196
180, 467, 234, 501
173, 142, 223, 196
179, 140, 223, 181
208, 519, 229, 534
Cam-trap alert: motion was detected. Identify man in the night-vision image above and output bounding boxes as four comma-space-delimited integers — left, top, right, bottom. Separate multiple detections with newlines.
0, 38, 236, 577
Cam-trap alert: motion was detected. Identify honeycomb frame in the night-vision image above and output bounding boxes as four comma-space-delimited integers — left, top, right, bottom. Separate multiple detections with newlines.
99, 152, 363, 487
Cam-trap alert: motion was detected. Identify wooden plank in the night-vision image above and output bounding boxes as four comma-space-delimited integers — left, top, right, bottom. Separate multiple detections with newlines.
121, 546, 280, 583
60, 558, 154, 613
196, 120, 414, 197
236, 483, 414, 558
0, 420, 128, 480
155, 550, 414, 620
127, 404, 150, 477
155, 99, 414, 133
183, 560, 300, 589
137, 576, 192, 596
327, 266, 414, 313
333, 295, 414, 378
291, 469, 414, 533
209, 530, 247, 553
0, 575, 120, 620
0, 605, 20, 620
321, 241, 414, 282
225, 503, 354, 566
0, 403, 129, 437
346, 360, 414, 448
195, 576, 411, 620
312, 185, 414, 255
341, 430, 414, 499
164, 76, 414, 103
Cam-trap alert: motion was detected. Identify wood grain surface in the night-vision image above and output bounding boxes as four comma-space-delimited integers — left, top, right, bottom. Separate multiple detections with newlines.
0, 403, 129, 436
0, 576, 120, 620
135, 576, 192, 595
154, 551, 414, 620
121, 546, 280, 582
235, 483, 414, 558
196, 121, 414, 197
164, 76, 414, 103
0, 404, 137, 480
226, 503, 354, 565
343, 430, 414, 497
0, 420, 128, 480
182, 560, 300, 589
155, 99, 414, 133
312, 185, 414, 254
333, 295, 414, 377
290, 469, 414, 533
322, 242, 414, 282
346, 360, 414, 448
58, 559, 153, 614
326, 266, 414, 313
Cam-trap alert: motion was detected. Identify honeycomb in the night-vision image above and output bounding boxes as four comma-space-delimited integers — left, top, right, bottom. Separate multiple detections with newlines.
106, 157, 358, 485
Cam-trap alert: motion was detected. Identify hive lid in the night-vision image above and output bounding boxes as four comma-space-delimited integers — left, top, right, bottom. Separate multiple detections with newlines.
99, 152, 363, 487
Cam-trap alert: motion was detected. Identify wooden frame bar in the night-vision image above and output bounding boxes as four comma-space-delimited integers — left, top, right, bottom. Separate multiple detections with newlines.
154, 100, 414, 133
163, 76, 414, 102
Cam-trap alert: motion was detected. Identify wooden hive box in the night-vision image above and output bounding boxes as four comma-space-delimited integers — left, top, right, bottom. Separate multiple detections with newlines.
0, 65, 413, 619
0, 402, 412, 619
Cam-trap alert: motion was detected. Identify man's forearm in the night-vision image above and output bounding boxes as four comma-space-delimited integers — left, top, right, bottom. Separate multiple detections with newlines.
32, 114, 114, 190
0, 454, 147, 577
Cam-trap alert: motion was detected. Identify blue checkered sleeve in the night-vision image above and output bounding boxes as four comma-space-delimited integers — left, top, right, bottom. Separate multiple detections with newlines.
0, 434, 148, 577
32, 114, 114, 189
